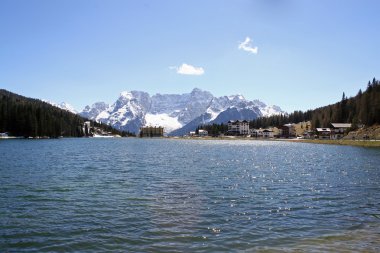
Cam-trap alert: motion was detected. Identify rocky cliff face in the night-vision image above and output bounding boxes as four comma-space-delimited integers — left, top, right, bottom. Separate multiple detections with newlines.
80, 102, 109, 120
79, 88, 285, 135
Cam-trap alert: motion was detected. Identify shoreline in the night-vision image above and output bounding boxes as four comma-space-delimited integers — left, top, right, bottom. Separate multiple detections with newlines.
284, 138, 380, 148
167, 136, 380, 148
2, 135, 380, 148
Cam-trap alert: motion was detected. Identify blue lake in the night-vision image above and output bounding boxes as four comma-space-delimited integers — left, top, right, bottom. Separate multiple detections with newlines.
1, 138, 380, 252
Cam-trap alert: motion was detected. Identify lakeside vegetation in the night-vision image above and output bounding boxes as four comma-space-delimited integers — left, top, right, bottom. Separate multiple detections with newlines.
198, 78, 380, 136
0, 89, 131, 138
1, 78, 379, 141
251, 78, 380, 129
288, 139, 380, 148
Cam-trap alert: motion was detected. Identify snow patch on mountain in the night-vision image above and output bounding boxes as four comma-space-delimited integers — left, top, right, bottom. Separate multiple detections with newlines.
43, 100, 78, 114
145, 113, 183, 133
206, 107, 220, 121
79, 88, 285, 135
81, 102, 109, 119
260, 105, 283, 117
59, 102, 77, 114
96, 111, 111, 122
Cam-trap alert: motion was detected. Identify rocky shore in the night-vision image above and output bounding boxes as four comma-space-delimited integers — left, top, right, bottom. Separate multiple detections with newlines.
344, 125, 380, 140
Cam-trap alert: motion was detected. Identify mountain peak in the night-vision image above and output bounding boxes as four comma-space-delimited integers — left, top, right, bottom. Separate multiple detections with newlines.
120, 91, 133, 99
43, 100, 77, 114
80, 88, 285, 135
191, 87, 203, 93
190, 87, 212, 96
228, 94, 246, 101
59, 102, 77, 114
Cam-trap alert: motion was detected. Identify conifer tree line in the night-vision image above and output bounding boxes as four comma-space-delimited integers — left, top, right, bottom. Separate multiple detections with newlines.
0, 89, 128, 137
195, 123, 228, 136
199, 78, 380, 134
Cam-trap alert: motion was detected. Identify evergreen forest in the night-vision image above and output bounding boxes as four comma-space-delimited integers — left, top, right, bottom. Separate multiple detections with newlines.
199, 78, 380, 135
0, 89, 127, 137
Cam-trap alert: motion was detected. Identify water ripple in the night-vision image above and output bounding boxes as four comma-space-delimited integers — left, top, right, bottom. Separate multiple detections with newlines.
1, 138, 380, 252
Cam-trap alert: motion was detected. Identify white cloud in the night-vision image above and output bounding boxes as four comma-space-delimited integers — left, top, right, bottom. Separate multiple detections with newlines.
170, 63, 205, 75
238, 37, 258, 54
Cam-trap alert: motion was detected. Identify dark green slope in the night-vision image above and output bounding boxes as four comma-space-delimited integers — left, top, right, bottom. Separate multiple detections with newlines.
251, 78, 380, 128
198, 78, 380, 134
249, 78, 380, 129
0, 89, 122, 137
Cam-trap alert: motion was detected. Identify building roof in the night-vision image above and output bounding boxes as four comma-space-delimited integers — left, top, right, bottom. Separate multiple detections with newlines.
331, 123, 352, 128
283, 123, 294, 127
316, 128, 331, 132
228, 120, 249, 123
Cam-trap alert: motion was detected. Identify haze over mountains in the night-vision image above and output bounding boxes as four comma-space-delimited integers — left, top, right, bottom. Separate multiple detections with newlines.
52, 88, 284, 135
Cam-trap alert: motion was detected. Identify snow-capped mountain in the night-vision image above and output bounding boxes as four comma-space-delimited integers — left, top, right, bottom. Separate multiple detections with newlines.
43, 100, 78, 114
80, 102, 109, 120
79, 88, 285, 135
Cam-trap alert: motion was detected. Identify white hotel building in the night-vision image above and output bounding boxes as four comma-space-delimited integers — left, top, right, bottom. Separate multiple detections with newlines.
227, 120, 250, 135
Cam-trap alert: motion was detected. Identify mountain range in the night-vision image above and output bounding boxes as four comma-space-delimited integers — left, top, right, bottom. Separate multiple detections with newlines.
42, 100, 78, 114
52, 88, 284, 136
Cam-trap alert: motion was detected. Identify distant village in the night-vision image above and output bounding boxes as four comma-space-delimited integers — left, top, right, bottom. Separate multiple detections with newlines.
138, 120, 361, 140
0, 120, 363, 140
189, 121, 355, 140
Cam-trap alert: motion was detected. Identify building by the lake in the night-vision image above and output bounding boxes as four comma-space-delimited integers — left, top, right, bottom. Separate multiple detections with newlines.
331, 123, 352, 139
139, 126, 164, 137
198, 129, 208, 137
0, 132, 9, 138
250, 128, 274, 138
316, 128, 332, 139
282, 123, 296, 138
314, 123, 352, 140
83, 121, 92, 136
227, 120, 250, 135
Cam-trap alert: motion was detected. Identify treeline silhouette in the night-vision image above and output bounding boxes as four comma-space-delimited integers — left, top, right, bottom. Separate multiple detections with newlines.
0, 89, 130, 137
199, 78, 380, 135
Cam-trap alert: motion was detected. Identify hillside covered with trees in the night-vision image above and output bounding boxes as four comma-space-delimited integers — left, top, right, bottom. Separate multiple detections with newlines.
0, 89, 128, 138
199, 78, 380, 135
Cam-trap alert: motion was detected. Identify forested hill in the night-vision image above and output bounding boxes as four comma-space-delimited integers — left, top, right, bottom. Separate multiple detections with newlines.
250, 78, 380, 129
198, 78, 380, 134
0, 89, 122, 138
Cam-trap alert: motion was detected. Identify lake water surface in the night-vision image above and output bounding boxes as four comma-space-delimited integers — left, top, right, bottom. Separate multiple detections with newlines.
1, 138, 380, 252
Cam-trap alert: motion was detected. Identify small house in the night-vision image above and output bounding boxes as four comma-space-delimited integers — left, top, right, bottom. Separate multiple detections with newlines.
198, 129, 208, 137
250, 128, 274, 138
316, 128, 331, 139
282, 124, 296, 138
250, 128, 259, 137
262, 129, 274, 138
330, 123, 352, 139
139, 126, 164, 137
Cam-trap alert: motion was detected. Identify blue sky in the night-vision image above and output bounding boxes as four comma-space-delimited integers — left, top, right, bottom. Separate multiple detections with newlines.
1, 0, 379, 112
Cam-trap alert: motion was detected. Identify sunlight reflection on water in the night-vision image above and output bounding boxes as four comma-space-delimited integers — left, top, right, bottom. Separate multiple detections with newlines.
1, 138, 380, 252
